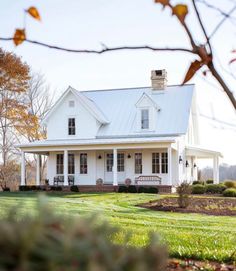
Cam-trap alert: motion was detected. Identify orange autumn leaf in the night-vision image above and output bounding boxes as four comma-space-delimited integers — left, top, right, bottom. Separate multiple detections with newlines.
154, 0, 170, 7
13, 29, 26, 46
172, 4, 188, 24
183, 60, 202, 84
27, 7, 41, 21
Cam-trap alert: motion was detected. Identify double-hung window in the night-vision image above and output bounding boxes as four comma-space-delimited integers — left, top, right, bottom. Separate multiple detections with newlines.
106, 153, 113, 172
141, 109, 149, 129
161, 152, 168, 173
152, 152, 168, 174
68, 118, 76, 135
56, 154, 64, 174
80, 153, 87, 174
135, 153, 142, 174
152, 153, 160, 174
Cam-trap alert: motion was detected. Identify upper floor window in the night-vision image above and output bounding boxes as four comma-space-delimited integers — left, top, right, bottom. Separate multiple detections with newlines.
68, 118, 76, 135
141, 109, 149, 129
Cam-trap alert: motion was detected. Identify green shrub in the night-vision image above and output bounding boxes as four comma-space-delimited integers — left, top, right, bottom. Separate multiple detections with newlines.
0, 198, 167, 271
137, 186, 147, 193
191, 184, 206, 194
223, 188, 236, 197
3, 187, 10, 192
192, 181, 203, 185
206, 179, 214, 184
19, 185, 30, 191
118, 185, 128, 193
177, 182, 192, 208
50, 186, 62, 191
205, 184, 226, 194
127, 185, 137, 193
224, 180, 236, 188
70, 185, 79, 192
147, 187, 158, 194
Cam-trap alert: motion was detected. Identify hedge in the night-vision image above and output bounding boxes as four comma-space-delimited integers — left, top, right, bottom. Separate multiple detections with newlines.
223, 188, 236, 197
205, 184, 226, 194
191, 184, 206, 194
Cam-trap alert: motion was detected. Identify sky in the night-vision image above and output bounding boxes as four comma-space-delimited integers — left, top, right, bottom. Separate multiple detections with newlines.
1, 0, 236, 166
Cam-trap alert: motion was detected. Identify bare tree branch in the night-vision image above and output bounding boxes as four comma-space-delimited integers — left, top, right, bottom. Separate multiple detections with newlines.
0, 37, 195, 55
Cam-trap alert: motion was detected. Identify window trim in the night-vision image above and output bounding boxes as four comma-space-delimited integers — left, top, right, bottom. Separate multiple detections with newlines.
68, 117, 76, 136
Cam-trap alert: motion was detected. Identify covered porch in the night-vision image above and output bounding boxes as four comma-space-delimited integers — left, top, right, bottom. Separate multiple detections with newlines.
19, 137, 178, 187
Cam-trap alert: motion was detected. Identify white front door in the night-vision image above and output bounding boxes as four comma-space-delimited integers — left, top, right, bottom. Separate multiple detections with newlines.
104, 152, 126, 184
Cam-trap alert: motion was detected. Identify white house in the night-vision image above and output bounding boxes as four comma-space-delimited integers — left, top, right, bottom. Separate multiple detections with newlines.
18, 70, 222, 188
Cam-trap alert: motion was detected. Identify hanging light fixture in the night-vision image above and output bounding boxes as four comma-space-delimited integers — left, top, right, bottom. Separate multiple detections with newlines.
193, 163, 197, 168
98, 155, 102, 159
127, 154, 131, 159
179, 156, 183, 164
185, 160, 189, 167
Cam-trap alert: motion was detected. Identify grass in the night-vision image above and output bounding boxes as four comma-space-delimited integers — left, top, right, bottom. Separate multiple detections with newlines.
0, 192, 235, 263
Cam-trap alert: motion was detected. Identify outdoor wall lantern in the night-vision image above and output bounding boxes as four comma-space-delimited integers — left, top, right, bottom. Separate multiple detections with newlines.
193, 163, 197, 168
98, 155, 102, 160
179, 156, 183, 164
185, 160, 189, 167
127, 154, 132, 159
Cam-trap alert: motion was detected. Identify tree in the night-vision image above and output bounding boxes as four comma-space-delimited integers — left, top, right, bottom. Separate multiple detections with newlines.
0, 1, 235, 110
0, 48, 31, 186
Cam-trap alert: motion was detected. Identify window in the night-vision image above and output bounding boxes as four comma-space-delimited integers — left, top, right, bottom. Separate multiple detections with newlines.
68, 118, 76, 135
152, 153, 160, 174
141, 109, 149, 129
68, 154, 75, 174
135, 153, 142, 174
106, 153, 113, 172
56, 154, 64, 174
69, 100, 75, 107
117, 153, 125, 172
161, 152, 168, 173
80, 153, 87, 174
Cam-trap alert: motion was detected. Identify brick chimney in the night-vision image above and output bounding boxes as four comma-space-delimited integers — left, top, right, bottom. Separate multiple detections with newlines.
151, 69, 167, 90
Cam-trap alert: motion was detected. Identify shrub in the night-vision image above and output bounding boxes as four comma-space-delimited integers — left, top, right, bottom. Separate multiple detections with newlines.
19, 185, 30, 191
0, 198, 167, 271
206, 179, 214, 184
127, 185, 137, 193
177, 182, 192, 208
223, 188, 236, 197
205, 184, 226, 194
191, 184, 206, 194
137, 186, 147, 193
50, 186, 62, 191
147, 187, 158, 194
192, 181, 203, 185
3, 187, 10, 192
70, 185, 79, 192
224, 180, 236, 188
118, 185, 128, 193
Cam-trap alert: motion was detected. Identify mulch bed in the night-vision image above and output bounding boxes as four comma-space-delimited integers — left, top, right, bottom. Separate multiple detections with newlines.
139, 196, 236, 216
167, 259, 236, 270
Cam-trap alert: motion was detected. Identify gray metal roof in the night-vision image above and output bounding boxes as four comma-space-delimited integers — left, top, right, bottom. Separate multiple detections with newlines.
80, 84, 194, 138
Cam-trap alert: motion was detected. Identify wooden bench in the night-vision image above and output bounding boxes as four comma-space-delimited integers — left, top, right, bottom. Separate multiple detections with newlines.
135, 175, 161, 185
53, 175, 75, 186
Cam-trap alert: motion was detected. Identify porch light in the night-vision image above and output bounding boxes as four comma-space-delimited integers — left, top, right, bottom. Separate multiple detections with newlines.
193, 163, 197, 168
179, 156, 183, 164
127, 154, 131, 159
185, 160, 189, 167
98, 155, 102, 159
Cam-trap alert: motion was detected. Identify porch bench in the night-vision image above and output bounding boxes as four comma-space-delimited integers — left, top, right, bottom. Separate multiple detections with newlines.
135, 175, 162, 185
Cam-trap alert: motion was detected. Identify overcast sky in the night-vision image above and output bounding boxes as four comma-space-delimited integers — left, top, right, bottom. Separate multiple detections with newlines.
1, 0, 236, 166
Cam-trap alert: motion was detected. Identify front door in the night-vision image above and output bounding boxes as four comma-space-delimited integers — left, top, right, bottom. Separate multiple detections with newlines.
104, 152, 126, 184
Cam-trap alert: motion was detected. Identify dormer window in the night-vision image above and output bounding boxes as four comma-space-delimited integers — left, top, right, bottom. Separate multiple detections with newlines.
141, 109, 149, 129
68, 118, 76, 135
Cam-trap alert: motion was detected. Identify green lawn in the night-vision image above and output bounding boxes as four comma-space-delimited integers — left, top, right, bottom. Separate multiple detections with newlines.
0, 192, 235, 262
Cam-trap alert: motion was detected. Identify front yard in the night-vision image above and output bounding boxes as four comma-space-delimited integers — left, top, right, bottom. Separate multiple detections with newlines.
0, 192, 235, 263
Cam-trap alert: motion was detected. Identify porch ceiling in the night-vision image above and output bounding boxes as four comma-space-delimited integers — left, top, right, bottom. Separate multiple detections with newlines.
185, 145, 223, 158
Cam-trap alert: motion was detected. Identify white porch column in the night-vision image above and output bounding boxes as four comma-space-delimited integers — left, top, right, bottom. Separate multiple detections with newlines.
64, 150, 68, 186
36, 154, 41, 186
213, 156, 219, 184
113, 148, 118, 186
167, 146, 172, 185
21, 151, 26, 185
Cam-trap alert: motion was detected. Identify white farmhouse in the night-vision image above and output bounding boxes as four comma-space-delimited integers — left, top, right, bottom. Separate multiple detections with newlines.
18, 70, 222, 189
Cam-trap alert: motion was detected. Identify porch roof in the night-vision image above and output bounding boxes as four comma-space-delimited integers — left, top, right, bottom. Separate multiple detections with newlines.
17, 136, 176, 152
185, 145, 223, 158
